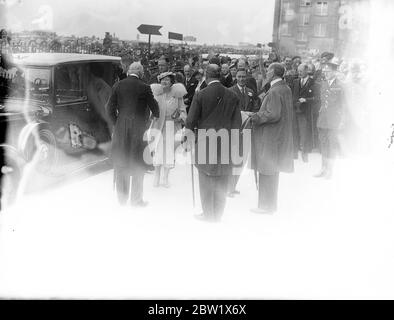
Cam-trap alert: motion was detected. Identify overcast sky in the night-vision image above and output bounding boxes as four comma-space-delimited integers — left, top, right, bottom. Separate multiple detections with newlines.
1, 0, 275, 45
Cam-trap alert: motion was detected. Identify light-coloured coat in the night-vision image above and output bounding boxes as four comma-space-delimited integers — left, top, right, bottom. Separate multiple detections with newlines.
250, 80, 294, 175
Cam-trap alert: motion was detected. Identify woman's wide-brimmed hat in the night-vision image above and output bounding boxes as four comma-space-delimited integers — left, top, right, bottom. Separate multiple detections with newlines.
157, 71, 175, 82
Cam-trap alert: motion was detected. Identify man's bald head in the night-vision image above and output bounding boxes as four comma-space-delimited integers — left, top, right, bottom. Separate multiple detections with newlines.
127, 62, 144, 78
205, 64, 221, 80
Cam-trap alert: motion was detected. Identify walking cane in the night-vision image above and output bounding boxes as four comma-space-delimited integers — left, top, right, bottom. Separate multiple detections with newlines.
191, 151, 195, 208
311, 107, 315, 150
184, 130, 196, 208
248, 116, 259, 191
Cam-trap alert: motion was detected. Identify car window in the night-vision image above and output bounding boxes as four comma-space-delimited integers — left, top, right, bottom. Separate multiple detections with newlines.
55, 64, 86, 104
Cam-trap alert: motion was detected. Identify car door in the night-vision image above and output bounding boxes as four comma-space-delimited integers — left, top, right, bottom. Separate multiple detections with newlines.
52, 62, 94, 154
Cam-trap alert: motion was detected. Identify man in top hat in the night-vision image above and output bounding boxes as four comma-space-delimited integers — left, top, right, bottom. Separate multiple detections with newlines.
315, 58, 344, 179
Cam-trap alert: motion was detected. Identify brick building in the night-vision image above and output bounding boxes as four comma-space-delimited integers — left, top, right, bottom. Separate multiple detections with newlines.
272, 0, 369, 57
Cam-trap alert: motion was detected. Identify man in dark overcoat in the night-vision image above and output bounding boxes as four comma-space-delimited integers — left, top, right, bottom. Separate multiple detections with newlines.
250, 63, 294, 214
186, 64, 242, 222
292, 63, 318, 162
107, 62, 159, 206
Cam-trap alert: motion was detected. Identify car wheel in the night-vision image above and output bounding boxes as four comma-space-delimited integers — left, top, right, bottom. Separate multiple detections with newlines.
24, 128, 59, 175
1, 157, 22, 209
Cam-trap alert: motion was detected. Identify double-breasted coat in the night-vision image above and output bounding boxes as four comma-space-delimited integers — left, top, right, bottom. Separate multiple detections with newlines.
186, 81, 242, 176
107, 75, 159, 175
250, 80, 294, 175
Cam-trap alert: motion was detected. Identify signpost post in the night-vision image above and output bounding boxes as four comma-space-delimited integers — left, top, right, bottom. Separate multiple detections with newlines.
137, 24, 162, 59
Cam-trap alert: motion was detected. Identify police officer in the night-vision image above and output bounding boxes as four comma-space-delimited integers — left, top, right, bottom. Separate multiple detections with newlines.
315, 59, 344, 179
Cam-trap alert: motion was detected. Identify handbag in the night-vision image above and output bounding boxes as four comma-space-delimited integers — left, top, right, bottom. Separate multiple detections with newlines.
171, 108, 181, 120
171, 98, 183, 123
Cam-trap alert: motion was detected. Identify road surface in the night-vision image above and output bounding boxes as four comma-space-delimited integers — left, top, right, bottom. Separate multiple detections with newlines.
1, 152, 394, 299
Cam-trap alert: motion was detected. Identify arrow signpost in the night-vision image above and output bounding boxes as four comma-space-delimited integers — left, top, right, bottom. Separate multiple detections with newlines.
137, 24, 162, 59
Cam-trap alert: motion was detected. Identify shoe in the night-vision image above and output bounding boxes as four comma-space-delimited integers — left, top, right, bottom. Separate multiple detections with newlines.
227, 190, 240, 197
313, 170, 326, 178
131, 200, 148, 208
301, 152, 309, 163
324, 170, 333, 180
194, 213, 220, 223
161, 182, 170, 188
250, 208, 276, 214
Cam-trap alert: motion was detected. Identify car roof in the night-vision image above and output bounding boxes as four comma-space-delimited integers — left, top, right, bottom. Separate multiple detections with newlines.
12, 53, 121, 66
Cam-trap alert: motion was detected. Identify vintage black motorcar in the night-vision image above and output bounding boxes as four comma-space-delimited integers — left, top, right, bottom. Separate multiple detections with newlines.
0, 53, 122, 206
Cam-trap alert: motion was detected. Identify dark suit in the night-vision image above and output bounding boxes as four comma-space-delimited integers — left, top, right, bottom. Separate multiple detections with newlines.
186, 81, 242, 221
284, 69, 298, 92
220, 73, 233, 88
184, 76, 198, 113
292, 76, 317, 154
227, 84, 260, 193
107, 75, 159, 205
251, 80, 294, 211
230, 84, 260, 112
232, 74, 258, 94
199, 80, 207, 91
246, 75, 258, 94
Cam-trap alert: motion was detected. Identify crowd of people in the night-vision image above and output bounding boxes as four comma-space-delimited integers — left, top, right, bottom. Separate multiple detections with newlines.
106, 48, 368, 222
1, 27, 368, 221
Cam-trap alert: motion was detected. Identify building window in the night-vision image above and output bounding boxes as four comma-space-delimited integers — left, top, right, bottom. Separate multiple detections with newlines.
297, 32, 308, 42
316, 1, 328, 16
283, 2, 294, 17
299, 14, 310, 26
300, 0, 311, 6
280, 23, 291, 36
314, 24, 327, 37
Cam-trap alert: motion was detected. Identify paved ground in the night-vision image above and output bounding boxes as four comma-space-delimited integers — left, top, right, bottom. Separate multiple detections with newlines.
1, 152, 394, 299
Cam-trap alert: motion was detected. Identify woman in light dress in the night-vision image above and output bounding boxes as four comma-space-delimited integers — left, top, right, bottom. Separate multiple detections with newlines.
149, 72, 187, 187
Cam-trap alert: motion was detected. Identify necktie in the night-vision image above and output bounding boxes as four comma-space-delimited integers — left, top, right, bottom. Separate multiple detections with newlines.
242, 87, 248, 109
